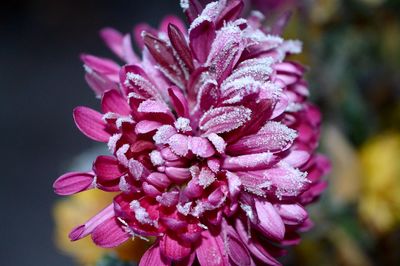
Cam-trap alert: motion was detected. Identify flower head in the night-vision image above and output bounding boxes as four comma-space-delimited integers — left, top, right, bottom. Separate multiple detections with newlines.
54, 1, 329, 265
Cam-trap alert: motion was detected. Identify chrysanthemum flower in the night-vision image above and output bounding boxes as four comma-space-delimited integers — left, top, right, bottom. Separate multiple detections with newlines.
54, 1, 329, 265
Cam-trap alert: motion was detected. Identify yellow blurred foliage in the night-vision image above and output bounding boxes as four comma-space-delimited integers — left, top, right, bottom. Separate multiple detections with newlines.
358, 133, 400, 235
53, 189, 150, 265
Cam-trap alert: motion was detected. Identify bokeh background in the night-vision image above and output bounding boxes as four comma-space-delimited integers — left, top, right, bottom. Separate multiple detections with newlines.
1, 0, 399, 265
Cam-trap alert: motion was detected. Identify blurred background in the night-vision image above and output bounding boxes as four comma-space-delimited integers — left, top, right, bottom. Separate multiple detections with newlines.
1, 0, 399, 265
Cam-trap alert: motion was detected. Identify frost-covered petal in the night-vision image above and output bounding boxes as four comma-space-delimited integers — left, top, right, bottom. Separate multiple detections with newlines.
222, 152, 276, 171
199, 106, 252, 135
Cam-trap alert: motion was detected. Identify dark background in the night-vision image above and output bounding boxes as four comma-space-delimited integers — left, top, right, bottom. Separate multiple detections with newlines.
0, 1, 180, 265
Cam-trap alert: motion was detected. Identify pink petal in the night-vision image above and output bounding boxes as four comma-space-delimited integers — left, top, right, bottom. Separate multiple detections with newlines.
168, 134, 189, 156
73, 106, 110, 142
100, 27, 124, 59
168, 86, 190, 118
81, 54, 120, 81
206, 24, 245, 82
168, 24, 194, 73
274, 204, 308, 225
195, 78, 219, 113
165, 167, 191, 183
283, 150, 311, 168
235, 219, 281, 266
120, 64, 161, 99
254, 200, 285, 241
121, 34, 139, 64
263, 163, 310, 199
101, 89, 130, 115
139, 243, 170, 266
93, 156, 124, 181
91, 217, 129, 248
160, 235, 192, 261
133, 23, 158, 49
228, 122, 297, 155
143, 32, 185, 88
135, 120, 163, 134
182, 0, 203, 23
196, 230, 229, 266
53, 172, 94, 195
199, 106, 252, 135
145, 172, 171, 189
160, 16, 187, 34
69, 204, 114, 241
189, 18, 215, 63
215, 0, 244, 28
84, 70, 118, 97
222, 152, 276, 171
189, 137, 215, 158
221, 219, 252, 266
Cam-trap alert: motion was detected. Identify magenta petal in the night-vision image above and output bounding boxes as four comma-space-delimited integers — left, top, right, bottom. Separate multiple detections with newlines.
93, 156, 124, 181
235, 219, 281, 266
69, 204, 114, 241
100, 27, 124, 59
53, 172, 94, 195
160, 235, 192, 261
222, 152, 276, 171
168, 134, 189, 156
199, 106, 252, 135
254, 200, 285, 241
189, 137, 215, 158
91, 217, 129, 248
84, 70, 118, 97
81, 54, 120, 81
73, 106, 110, 142
274, 204, 308, 225
101, 89, 130, 115
216, 0, 244, 28
168, 24, 194, 72
196, 230, 229, 266
135, 120, 163, 134
221, 219, 252, 266
189, 19, 215, 64
139, 243, 170, 266
120, 64, 161, 99
206, 24, 245, 82
121, 34, 139, 64
228, 122, 297, 155
168, 86, 190, 118
183, 0, 203, 23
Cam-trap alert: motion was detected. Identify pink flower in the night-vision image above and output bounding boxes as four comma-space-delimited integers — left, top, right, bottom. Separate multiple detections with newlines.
54, 1, 330, 265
